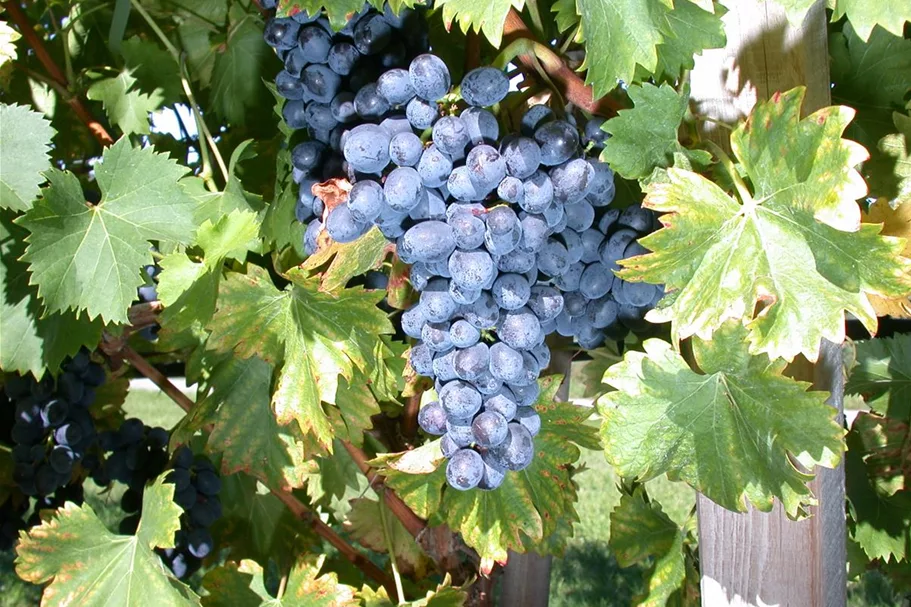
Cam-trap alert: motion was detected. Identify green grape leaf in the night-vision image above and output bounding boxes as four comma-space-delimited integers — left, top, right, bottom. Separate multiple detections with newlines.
833, 0, 911, 41
18, 138, 197, 324
610, 487, 687, 607
15, 476, 200, 606
278, 0, 366, 30
434, 0, 525, 48
178, 19, 219, 89
121, 36, 182, 103
344, 497, 433, 577
211, 10, 271, 125
86, 69, 164, 136
600, 82, 711, 180
0, 212, 103, 378
261, 144, 305, 255
623, 88, 911, 362
652, 0, 726, 82
359, 577, 467, 607
300, 226, 392, 292
304, 439, 371, 520
846, 413, 911, 562
0, 103, 55, 212
867, 112, 911, 207
598, 322, 845, 517
551, 0, 579, 33
202, 557, 358, 606
214, 472, 319, 567
847, 335, 911, 420
383, 466, 447, 521
207, 265, 393, 447
196, 209, 260, 267
328, 371, 383, 447
185, 356, 320, 491
577, 0, 669, 98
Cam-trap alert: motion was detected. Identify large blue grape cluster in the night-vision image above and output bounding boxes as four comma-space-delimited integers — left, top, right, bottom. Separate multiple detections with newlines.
6, 350, 104, 498
264, 6, 661, 491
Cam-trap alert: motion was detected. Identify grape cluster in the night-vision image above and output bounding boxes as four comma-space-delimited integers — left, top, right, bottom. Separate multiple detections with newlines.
7, 351, 104, 497
264, 6, 661, 490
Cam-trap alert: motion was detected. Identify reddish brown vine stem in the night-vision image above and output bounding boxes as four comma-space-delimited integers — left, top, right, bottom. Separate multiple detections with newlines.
401, 393, 422, 441
111, 345, 396, 593
3, 0, 114, 146
502, 8, 624, 117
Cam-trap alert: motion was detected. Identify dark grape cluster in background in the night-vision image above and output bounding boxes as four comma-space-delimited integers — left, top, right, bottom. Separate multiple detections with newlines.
263, 3, 662, 491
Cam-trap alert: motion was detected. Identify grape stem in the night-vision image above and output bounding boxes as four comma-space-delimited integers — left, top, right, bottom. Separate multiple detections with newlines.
501, 9, 624, 117
107, 343, 398, 594
2, 0, 114, 146
402, 392, 423, 441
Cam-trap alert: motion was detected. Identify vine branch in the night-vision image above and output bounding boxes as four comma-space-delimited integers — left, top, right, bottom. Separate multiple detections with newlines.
104, 342, 395, 593
3, 0, 114, 146
401, 392, 422, 442
501, 9, 623, 117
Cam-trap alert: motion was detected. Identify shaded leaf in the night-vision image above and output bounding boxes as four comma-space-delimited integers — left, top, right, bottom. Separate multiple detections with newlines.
121, 36, 182, 103
359, 576, 467, 607
624, 88, 911, 362
344, 497, 433, 577
18, 138, 196, 324
15, 476, 200, 606
211, 11, 270, 125
86, 69, 164, 136
202, 557, 357, 606
847, 334, 911, 420
0, 103, 54, 212
652, 1, 726, 82
598, 321, 845, 517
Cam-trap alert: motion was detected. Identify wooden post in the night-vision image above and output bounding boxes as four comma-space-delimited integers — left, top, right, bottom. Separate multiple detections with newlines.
689, 2, 846, 606
499, 348, 572, 607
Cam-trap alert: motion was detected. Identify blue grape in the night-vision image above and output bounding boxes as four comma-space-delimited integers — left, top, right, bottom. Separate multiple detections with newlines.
521, 170, 554, 213
587, 295, 620, 328
551, 158, 595, 204
432, 116, 469, 156
433, 349, 458, 382
484, 389, 518, 421
563, 291, 587, 316
406, 97, 439, 129
584, 118, 608, 147
484, 206, 521, 255
410, 343, 434, 375
410, 187, 446, 221
535, 120, 579, 166
284, 47, 308, 78
416, 144, 453, 187
401, 304, 428, 339
619, 204, 653, 232
446, 449, 483, 490
520, 104, 554, 136
400, 220, 456, 262
517, 214, 548, 253
472, 411, 508, 448
537, 238, 570, 277
586, 159, 616, 206
377, 68, 415, 105
282, 100, 307, 129
461, 107, 499, 144
501, 137, 541, 179
380, 115, 413, 136
439, 380, 482, 419
560, 229, 584, 264
511, 379, 541, 406
441, 434, 459, 458
291, 141, 326, 175
447, 166, 483, 202
384, 167, 427, 212
422, 322, 453, 352
449, 281, 481, 305
478, 456, 506, 490
263, 18, 300, 50
491, 423, 534, 471
418, 401, 447, 435
600, 228, 638, 266
448, 249, 495, 290
553, 261, 584, 292
298, 25, 332, 63
465, 145, 506, 192
290, 8, 319, 24
420, 279, 458, 322
461, 292, 500, 329
328, 42, 359, 76
492, 273, 530, 310
409, 54, 451, 101
488, 342, 524, 383
514, 407, 541, 437
354, 13, 392, 55
303, 219, 322, 255
449, 320, 481, 348
497, 307, 541, 350
301, 64, 341, 104
354, 83, 391, 118
347, 180, 384, 222
454, 343, 490, 381
276, 70, 305, 100
496, 249, 536, 275
343, 124, 391, 173
326, 204, 368, 243
579, 263, 615, 299
460, 67, 510, 107
497, 176, 523, 203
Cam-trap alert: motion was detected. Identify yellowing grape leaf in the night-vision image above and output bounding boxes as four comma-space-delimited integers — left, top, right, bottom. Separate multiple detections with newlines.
601, 82, 711, 180
610, 487, 689, 607
0, 212, 103, 378
434, 0, 525, 48
15, 476, 200, 606
301, 226, 392, 292
18, 138, 197, 324
598, 322, 845, 517
206, 265, 394, 449
862, 200, 911, 317
380, 376, 597, 561
0, 103, 54, 212
344, 497, 433, 577
847, 335, 911, 420
201, 557, 357, 606
359, 576, 467, 607
623, 88, 911, 362
86, 69, 164, 136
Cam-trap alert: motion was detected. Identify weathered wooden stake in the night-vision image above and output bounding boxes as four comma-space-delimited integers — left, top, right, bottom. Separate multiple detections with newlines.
689, 2, 846, 605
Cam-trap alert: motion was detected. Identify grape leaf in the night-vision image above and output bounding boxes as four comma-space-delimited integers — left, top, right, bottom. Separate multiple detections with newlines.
261, 142, 305, 255
278, 0, 367, 30
381, 376, 597, 561
15, 476, 200, 606
304, 439, 371, 520
846, 411, 909, 497
18, 138, 197, 324
211, 9, 271, 125
598, 321, 845, 517
121, 36, 182, 103
651, 0, 726, 82
845, 413, 911, 562
184, 356, 320, 491
577, 0, 669, 98
178, 19, 219, 89
201, 557, 358, 606
0, 104, 54, 212
206, 265, 393, 447
551, 0, 580, 33
0, 212, 103, 378
600, 83, 711, 180
832, 0, 911, 41
359, 577, 467, 607
87, 69, 164, 136
847, 335, 911, 420
300, 226, 392, 292
434, 0, 525, 48
867, 112, 911, 208
610, 487, 687, 607
577, 345, 622, 400
623, 88, 911, 362
345, 497, 433, 576
0, 15, 19, 88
